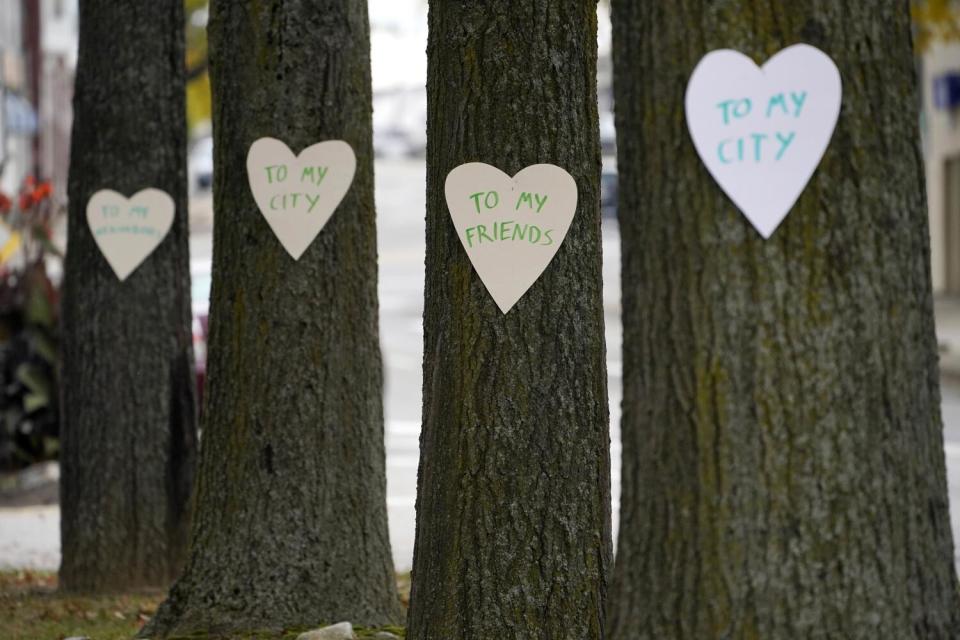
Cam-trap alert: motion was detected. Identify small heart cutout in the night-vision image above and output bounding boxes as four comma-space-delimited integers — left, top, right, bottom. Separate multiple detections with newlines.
246, 137, 356, 259
445, 163, 577, 313
86, 188, 174, 281
685, 44, 842, 238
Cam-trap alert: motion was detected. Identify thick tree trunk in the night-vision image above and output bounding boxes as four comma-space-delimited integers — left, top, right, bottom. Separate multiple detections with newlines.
142, 1, 401, 636
407, 3, 611, 639
608, 2, 960, 639
60, 0, 197, 593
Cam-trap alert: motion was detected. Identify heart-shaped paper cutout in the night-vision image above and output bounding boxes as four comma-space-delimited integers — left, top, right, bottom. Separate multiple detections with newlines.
445, 163, 577, 313
86, 188, 174, 281
685, 43, 842, 238
246, 137, 356, 259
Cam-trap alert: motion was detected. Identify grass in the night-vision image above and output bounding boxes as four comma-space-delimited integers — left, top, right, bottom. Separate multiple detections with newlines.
0, 571, 409, 640
0, 570, 161, 640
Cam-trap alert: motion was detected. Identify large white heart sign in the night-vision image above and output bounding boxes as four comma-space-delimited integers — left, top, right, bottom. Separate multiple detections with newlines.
446, 163, 577, 313
685, 44, 842, 238
246, 137, 356, 259
86, 188, 174, 281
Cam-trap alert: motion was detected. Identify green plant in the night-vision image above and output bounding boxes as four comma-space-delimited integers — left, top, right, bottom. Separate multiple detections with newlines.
0, 177, 63, 471
913, 0, 960, 52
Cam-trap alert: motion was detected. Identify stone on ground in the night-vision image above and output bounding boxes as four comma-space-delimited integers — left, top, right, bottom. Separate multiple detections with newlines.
296, 621, 355, 640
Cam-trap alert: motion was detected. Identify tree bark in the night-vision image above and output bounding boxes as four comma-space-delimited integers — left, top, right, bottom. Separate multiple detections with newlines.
142, 0, 401, 636
608, 2, 960, 639
407, 3, 611, 639
60, 0, 197, 593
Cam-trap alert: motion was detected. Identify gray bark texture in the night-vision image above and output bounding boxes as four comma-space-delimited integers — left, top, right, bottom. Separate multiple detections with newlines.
407, 2, 611, 639
141, 0, 401, 636
60, 0, 197, 593
608, 2, 960, 639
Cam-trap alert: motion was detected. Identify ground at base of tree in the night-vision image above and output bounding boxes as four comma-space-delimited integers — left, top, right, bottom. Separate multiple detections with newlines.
0, 571, 410, 640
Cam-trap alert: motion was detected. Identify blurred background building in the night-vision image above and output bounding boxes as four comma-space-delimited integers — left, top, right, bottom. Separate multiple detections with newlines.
0, 0, 75, 200
926, 39, 960, 294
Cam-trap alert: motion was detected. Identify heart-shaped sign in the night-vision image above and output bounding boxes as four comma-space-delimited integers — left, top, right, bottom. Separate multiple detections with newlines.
86, 188, 174, 281
685, 44, 842, 238
445, 163, 577, 313
246, 137, 356, 259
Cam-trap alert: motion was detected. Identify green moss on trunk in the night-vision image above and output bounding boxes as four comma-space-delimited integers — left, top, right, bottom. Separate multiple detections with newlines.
141, 1, 401, 636
60, 0, 197, 593
608, 2, 960, 638
407, 2, 611, 639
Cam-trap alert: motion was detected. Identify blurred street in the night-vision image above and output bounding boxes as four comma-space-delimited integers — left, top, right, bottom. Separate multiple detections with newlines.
0, 0, 622, 575
4, 158, 960, 572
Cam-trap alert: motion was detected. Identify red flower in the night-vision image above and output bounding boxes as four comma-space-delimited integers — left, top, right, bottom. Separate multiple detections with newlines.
32, 182, 52, 202
0, 193, 10, 215
18, 193, 32, 210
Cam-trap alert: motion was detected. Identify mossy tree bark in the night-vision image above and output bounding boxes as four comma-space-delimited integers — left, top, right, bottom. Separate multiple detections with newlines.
60, 0, 197, 593
407, 3, 611, 639
142, 0, 401, 636
608, 2, 960, 639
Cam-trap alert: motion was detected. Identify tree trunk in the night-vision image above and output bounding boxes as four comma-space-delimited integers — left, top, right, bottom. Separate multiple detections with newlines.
60, 0, 197, 593
608, 2, 960, 639
142, 1, 401, 636
407, 3, 611, 639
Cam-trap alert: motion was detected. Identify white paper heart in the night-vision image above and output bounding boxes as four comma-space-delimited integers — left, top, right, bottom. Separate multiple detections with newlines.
445, 163, 577, 313
685, 43, 842, 238
246, 137, 356, 259
86, 188, 174, 281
